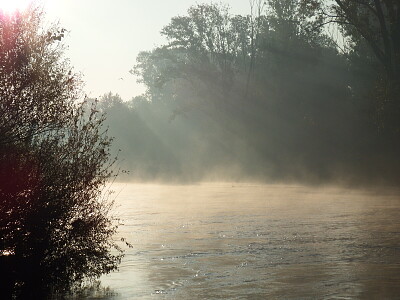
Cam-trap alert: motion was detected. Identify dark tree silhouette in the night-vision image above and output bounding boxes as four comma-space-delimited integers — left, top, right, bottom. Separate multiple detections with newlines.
302, 0, 400, 133
0, 7, 122, 298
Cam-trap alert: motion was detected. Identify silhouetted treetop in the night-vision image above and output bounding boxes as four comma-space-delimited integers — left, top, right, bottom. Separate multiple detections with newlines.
0, 8, 80, 146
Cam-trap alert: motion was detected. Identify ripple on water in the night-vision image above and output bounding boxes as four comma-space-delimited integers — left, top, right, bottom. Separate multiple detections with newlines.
99, 183, 400, 299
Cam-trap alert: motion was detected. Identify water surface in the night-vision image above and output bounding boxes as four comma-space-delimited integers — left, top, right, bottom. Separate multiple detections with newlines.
101, 183, 400, 299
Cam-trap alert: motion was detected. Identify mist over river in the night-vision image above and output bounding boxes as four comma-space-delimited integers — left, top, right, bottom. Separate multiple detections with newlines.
99, 183, 400, 299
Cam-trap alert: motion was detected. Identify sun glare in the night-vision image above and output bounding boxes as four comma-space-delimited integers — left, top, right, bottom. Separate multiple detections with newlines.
0, 0, 31, 14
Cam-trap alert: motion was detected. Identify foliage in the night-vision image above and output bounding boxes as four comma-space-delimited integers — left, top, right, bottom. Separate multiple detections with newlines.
0, 7, 122, 298
302, 0, 400, 133
0, 9, 76, 146
123, 2, 400, 184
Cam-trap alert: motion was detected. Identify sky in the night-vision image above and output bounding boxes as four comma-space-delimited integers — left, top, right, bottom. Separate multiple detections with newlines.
40, 0, 252, 101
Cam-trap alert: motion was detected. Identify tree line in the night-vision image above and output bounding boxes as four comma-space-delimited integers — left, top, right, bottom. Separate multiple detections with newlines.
101, 0, 399, 185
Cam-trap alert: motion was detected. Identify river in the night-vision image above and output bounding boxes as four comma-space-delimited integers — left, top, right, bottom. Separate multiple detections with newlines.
97, 182, 400, 299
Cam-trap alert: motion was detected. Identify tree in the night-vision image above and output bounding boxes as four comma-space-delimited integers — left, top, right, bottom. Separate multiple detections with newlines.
331, 0, 399, 81
333, 0, 400, 133
131, 2, 379, 184
302, 0, 400, 133
0, 9, 76, 146
0, 7, 122, 298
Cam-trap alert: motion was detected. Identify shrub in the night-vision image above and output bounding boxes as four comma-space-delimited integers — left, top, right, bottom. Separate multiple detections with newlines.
0, 7, 122, 298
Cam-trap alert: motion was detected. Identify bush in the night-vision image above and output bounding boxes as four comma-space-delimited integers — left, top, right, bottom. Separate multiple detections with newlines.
0, 7, 122, 298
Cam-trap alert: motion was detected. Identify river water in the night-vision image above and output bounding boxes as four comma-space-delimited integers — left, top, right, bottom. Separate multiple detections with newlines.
98, 183, 400, 299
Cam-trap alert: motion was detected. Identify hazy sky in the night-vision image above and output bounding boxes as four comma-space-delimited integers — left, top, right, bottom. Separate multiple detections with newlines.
42, 0, 251, 100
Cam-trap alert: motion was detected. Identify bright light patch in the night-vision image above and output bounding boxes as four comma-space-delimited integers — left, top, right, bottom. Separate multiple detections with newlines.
0, 0, 31, 14
0, 249, 15, 256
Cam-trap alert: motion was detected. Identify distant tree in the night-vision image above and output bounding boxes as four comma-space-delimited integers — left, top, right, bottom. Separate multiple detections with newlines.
131, 2, 375, 184
0, 7, 122, 298
162, 3, 235, 69
133, 3, 240, 108
334, 0, 400, 133
331, 0, 399, 81
302, 0, 400, 133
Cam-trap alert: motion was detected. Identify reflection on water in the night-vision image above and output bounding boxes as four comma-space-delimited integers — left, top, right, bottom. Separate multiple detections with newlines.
99, 183, 400, 299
